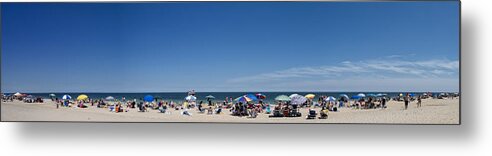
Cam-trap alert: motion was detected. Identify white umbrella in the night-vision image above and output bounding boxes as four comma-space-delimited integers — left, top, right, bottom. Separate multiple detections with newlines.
62, 95, 72, 100
289, 94, 300, 99
14, 92, 22, 96
357, 93, 366, 97
185, 95, 197, 102
290, 95, 307, 105
325, 96, 336, 101
105, 96, 115, 101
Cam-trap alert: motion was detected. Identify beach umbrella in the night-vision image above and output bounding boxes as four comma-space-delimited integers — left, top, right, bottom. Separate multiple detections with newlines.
289, 94, 300, 99
399, 93, 403, 96
305, 94, 316, 99
205, 95, 215, 99
77, 94, 88, 101
185, 95, 197, 102
325, 96, 336, 102
255, 93, 266, 99
26, 95, 34, 99
339, 94, 349, 100
290, 95, 307, 105
367, 94, 377, 97
105, 96, 115, 101
275, 95, 291, 102
357, 93, 366, 97
235, 96, 253, 103
62, 94, 72, 100
245, 94, 258, 101
14, 92, 22, 97
376, 93, 387, 97
49, 93, 56, 97
144, 95, 154, 102
351, 95, 362, 99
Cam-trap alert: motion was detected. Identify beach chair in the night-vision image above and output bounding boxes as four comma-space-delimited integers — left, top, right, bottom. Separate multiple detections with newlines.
269, 110, 284, 118
306, 109, 317, 119
289, 109, 302, 117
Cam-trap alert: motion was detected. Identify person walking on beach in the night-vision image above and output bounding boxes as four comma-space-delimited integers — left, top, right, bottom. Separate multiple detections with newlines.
404, 94, 410, 110
417, 95, 422, 108
381, 97, 387, 109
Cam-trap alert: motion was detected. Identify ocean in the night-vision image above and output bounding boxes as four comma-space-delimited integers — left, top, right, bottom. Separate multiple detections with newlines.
14, 92, 430, 103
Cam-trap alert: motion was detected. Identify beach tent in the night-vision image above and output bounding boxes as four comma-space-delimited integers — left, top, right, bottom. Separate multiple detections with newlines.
77, 94, 89, 101
62, 95, 72, 100
275, 95, 291, 102
144, 95, 154, 102
305, 94, 316, 99
325, 96, 336, 102
290, 94, 307, 105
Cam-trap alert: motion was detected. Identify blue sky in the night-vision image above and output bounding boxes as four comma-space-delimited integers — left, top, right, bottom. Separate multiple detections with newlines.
1, 2, 459, 93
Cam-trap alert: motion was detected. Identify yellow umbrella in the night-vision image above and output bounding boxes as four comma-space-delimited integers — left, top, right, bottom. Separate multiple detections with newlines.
77, 94, 89, 101
305, 94, 315, 99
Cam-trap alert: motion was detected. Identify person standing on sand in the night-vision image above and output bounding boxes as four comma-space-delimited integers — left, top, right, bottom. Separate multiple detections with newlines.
404, 94, 410, 110
381, 97, 387, 109
417, 95, 422, 108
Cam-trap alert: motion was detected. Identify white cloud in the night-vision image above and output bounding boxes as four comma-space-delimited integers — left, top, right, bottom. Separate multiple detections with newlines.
227, 58, 459, 92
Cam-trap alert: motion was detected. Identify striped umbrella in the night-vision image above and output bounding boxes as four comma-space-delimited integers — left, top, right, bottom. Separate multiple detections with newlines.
62, 95, 72, 100
290, 95, 307, 105
235, 96, 253, 103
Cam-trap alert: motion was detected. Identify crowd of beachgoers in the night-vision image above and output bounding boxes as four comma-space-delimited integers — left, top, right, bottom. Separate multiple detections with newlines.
1, 90, 459, 120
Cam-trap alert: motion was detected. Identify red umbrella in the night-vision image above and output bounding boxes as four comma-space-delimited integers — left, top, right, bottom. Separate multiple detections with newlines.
256, 93, 266, 99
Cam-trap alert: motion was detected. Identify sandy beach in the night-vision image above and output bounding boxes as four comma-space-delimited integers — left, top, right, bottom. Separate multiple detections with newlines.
1, 98, 459, 124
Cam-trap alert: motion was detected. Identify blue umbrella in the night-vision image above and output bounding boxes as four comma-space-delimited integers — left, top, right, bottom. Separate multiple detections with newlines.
351, 95, 362, 99
144, 95, 154, 102
245, 94, 258, 101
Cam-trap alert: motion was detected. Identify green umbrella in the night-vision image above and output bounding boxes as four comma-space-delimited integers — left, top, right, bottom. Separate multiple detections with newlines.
274, 95, 291, 101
